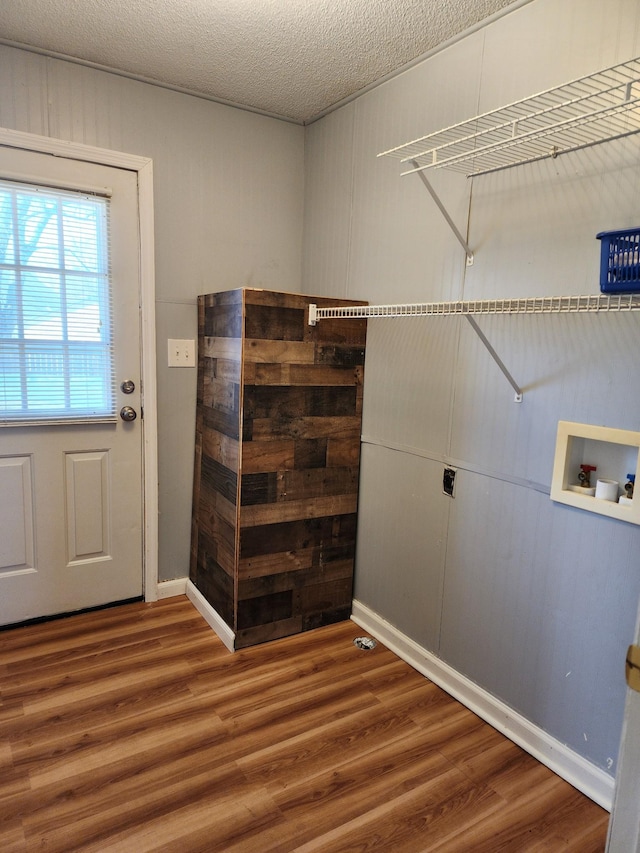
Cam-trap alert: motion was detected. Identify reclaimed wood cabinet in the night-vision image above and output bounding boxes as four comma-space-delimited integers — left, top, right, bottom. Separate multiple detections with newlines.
190, 288, 367, 649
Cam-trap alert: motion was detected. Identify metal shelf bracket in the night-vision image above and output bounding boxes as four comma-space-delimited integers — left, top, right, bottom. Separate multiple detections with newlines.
464, 315, 522, 402
411, 161, 474, 265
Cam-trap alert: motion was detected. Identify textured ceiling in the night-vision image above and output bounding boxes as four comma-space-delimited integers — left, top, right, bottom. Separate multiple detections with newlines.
0, 0, 520, 123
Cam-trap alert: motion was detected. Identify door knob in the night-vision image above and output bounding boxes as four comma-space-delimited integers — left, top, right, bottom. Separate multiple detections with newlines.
120, 406, 137, 422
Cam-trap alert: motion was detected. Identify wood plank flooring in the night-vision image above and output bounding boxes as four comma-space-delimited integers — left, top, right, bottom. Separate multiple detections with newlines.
0, 596, 609, 852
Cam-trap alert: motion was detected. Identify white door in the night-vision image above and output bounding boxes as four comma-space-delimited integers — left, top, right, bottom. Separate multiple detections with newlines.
606, 597, 640, 851
0, 147, 143, 625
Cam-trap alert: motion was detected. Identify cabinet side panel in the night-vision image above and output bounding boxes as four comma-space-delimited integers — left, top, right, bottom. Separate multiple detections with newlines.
236, 289, 366, 649
190, 292, 242, 631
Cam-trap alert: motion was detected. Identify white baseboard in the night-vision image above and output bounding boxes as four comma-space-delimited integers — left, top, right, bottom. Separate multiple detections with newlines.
156, 578, 188, 599
350, 599, 614, 811
186, 580, 235, 652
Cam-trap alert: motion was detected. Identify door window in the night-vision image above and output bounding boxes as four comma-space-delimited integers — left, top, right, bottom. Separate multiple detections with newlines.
0, 180, 114, 425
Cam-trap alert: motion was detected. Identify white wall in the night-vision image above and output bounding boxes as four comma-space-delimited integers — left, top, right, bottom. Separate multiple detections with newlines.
303, 0, 640, 780
0, 43, 305, 583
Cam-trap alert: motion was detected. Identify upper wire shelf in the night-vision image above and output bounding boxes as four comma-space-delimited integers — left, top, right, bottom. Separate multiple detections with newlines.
308, 294, 640, 324
377, 56, 640, 177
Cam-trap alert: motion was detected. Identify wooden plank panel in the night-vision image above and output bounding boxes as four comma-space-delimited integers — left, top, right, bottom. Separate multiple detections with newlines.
241, 439, 296, 474
244, 289, 361, 311
239, 514, 356, 559
213, 358, 242, 384
294, 438, 328, 469
196, 495, 237, 561
244, 386, 358, 419
202, 289, 244, 310
326, 438, 362, 467
203, 375, 237, 414
202, 430, 238, 473
280, 467, 359, 502
201, 456, 237, 506
288, 365, 362, 386
238, 548, 315, 581
293, 577, 353, 614
203, 303, 243, 338
250, 416, 361, 442
237, 572, 303, 602
191, 293, 243, 631
244, 339, 315, 365
240, 494, 358, 528
250, 364, 366, 387
251, 363, 290, 385
193, 549, 235, 627
240, 472, 278, 506
212, 539, 237, 581
243, 386, 309, 419
203, 404, 240, 442
244, 304, 305, 341
239, 517, 336, 559
189, 435, 203, 584
303, 316, 367, 346
320, 544, 357, 565
237, 589, 293, 625
197, 487, 237, 530
234, 616, 304, 649
238, 557, 354, 594
315, 345, 366, 367
202, 336, 242, 361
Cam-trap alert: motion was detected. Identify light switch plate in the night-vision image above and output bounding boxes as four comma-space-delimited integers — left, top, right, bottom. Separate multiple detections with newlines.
168, 339, 195, 367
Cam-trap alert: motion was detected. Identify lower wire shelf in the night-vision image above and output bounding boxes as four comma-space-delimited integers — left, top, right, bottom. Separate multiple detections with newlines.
308, 293, 640, 324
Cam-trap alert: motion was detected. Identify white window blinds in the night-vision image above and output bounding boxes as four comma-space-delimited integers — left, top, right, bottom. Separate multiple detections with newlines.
0, 179, 115, 425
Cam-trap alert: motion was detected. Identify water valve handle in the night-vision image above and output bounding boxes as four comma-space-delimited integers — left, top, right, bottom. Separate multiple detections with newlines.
578, 464, 597, 488
625, 474, 635, 500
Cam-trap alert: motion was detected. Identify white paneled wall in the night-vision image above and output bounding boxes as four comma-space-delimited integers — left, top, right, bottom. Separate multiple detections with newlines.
303, 0, 640, 791
354, 443, 449, 652
302, 106, 355, 299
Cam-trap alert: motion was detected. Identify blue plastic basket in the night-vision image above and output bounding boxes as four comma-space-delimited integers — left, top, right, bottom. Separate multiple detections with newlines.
596, 227, 640, 293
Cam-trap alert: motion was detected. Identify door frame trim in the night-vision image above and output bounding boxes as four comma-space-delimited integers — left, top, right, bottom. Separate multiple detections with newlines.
0, 126, 159, 601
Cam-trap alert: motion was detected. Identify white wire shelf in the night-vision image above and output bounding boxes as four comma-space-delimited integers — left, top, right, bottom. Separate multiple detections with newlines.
308, 293, 640, 324
378, 56, 640, 177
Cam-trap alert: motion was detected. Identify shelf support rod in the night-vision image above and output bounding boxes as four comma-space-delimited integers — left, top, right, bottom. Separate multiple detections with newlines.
411, 160, 474, 266
465, 315, 523, 402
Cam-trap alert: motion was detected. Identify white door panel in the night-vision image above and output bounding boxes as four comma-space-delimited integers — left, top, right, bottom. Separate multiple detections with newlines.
65, 449, 111, 563
0, 454, 34, 572
0, 148, 143, 624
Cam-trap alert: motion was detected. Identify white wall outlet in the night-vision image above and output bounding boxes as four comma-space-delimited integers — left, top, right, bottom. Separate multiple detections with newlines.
168, 339, 196, 367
